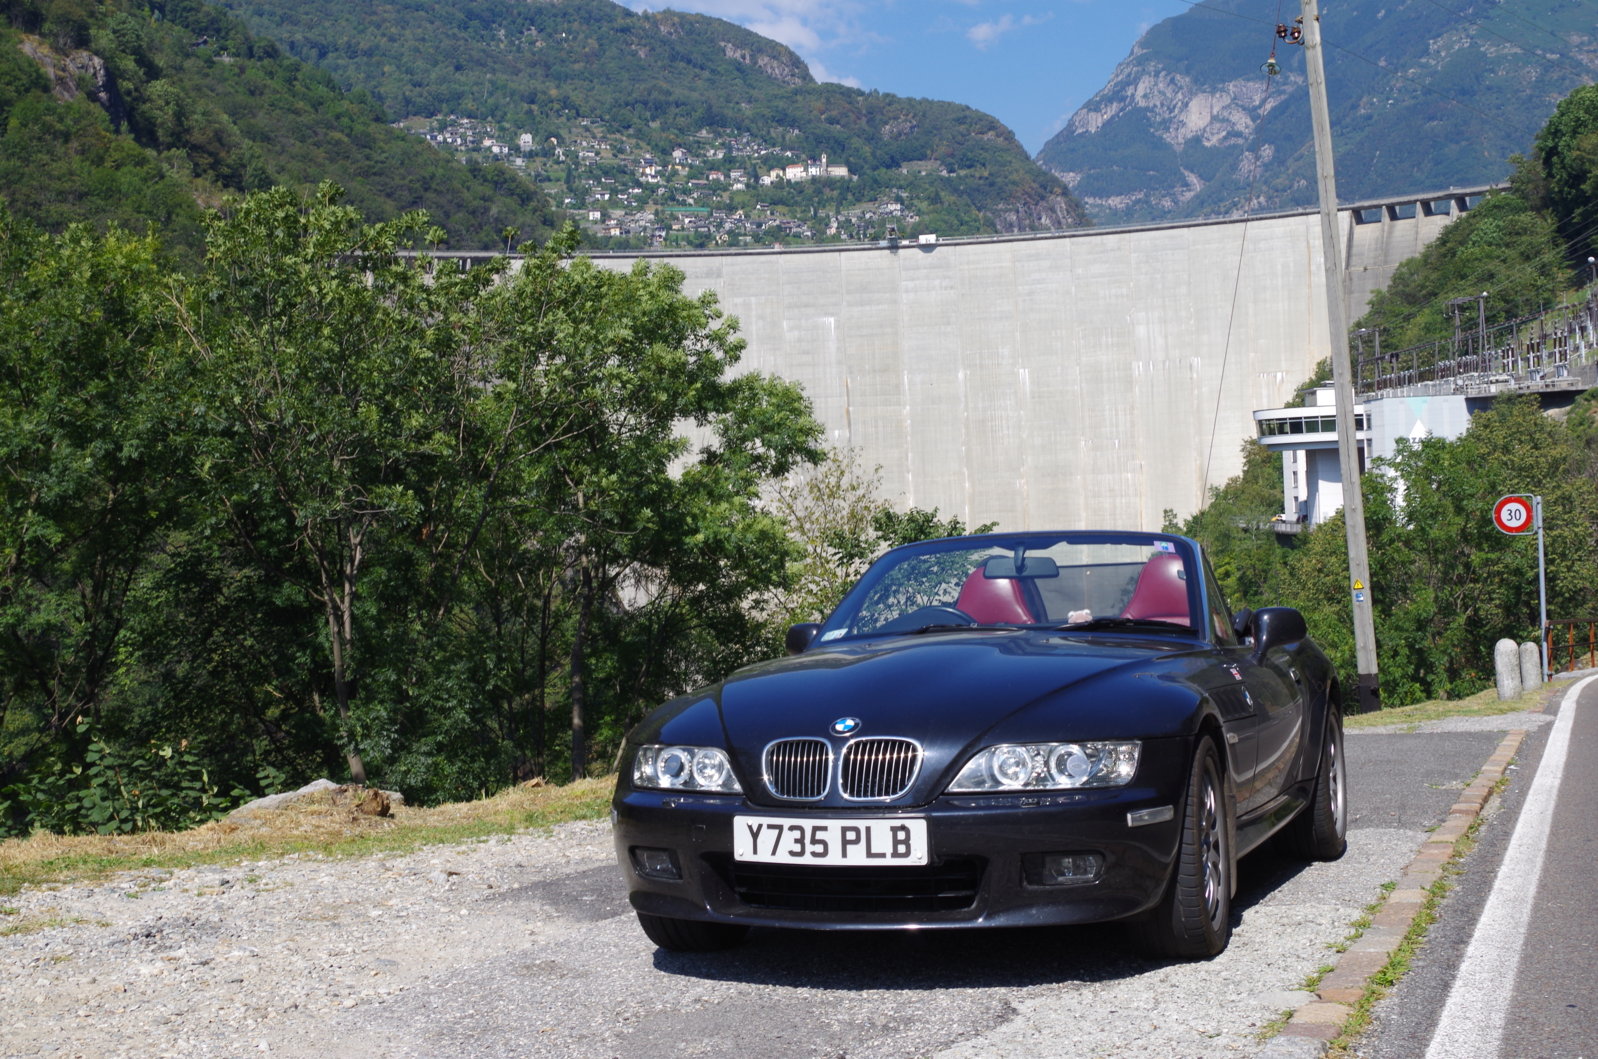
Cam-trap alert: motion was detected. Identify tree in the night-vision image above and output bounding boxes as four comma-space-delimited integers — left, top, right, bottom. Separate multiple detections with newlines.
1355, 192, 1568, 351
171, 184, 503, 783
1531, 83, 1598, 269
1350, 397, 1598, 702
1189, 395, 1598, 707
1168, 439, 1293, 612
0, 206, 177, 783
762, 447, 995, 633
488, 240, 823, 777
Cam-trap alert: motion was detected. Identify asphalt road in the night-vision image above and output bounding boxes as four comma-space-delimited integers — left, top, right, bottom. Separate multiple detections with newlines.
235, 718, 1522, 1059
1356, 675, 1598, 1059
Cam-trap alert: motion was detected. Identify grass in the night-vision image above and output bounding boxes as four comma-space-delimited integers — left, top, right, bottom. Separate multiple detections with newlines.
0, 776, 614, 897
0, 911, 109, 937
1321, 782, 1500, 1058
1345, 682, 1554, 731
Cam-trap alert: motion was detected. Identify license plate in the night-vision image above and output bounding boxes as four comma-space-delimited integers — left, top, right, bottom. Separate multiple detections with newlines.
733, 816, 928, 866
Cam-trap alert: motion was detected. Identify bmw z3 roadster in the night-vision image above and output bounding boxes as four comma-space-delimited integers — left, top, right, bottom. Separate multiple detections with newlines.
612, 530, 1346, 958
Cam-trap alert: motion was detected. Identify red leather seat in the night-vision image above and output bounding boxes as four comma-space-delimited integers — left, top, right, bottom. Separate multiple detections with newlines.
955, 568, 1035, 623
1120, 553, 1190, 626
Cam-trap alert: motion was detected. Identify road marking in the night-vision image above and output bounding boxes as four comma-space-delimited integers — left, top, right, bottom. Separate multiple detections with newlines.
1423, 674, 1596, 1059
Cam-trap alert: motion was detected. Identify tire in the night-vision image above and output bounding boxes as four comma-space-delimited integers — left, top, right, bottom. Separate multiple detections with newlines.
1136, 739, 1232, 959
1286, 711, 1348, 861
635, 912, 749, 952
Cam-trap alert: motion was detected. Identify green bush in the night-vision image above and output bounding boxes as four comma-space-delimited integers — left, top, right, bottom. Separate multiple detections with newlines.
0, 722, 283, 837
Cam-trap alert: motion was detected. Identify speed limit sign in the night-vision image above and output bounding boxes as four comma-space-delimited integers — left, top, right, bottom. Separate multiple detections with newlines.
1492, 493, 1546, 680
1493, 495, 1534, 535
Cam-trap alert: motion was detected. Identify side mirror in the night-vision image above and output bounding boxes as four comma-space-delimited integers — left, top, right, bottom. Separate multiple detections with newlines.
785, 622, 821, 655
1251, 607, 1308, 658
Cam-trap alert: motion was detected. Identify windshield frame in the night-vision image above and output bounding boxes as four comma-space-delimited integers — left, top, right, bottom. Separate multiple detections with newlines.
814, 531, 1213, 645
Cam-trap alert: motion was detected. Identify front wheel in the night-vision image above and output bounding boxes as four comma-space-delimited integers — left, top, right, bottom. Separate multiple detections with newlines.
1287, 712, 1348, 861
635, 912, 749, 952
1136, 738, 1232, 959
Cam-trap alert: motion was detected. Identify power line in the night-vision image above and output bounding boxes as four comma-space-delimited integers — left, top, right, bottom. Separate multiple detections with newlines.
1203, 19, 1285, 498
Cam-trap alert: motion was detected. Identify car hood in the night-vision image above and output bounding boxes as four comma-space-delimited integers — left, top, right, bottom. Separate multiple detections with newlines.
700, 629, 1200, 804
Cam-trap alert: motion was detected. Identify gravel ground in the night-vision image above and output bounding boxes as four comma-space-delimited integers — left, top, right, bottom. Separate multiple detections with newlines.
9, 713, 1544, 1059
1, 806, 1424, 1059
1, 820, 616, 1059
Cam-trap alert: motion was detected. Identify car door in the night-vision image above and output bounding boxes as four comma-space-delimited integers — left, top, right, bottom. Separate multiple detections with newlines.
1198, 660, 1260, 810
1229, 649, 1304, 815
1196, 557, 1304, 816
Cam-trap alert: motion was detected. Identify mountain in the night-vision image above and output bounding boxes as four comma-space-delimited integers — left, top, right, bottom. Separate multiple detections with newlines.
1036, 0, 1598, 225
206, 0, 1089, 242
0, 0, 555, 259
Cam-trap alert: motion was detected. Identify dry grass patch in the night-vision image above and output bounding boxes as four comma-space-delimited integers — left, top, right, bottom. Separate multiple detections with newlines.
0, 908, 109, 937
1345, 682, 1557, 731
0, 776, 614, 896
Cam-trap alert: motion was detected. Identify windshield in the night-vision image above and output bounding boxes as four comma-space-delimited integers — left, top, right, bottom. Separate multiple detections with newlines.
815, 532, 1201, 643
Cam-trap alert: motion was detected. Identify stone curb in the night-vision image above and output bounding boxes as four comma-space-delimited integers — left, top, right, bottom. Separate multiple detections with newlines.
1254, 712, 1536, 1059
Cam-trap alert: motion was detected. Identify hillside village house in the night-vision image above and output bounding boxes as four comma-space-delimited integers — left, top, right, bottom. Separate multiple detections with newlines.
766, 154, 851, 184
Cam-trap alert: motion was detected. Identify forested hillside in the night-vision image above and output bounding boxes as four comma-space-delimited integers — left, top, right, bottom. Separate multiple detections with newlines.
0, 176, 985, 835
0, 0, 554, 259
1176, 86, 1598, 706
208, 0, 1088, 241
1355, 86, 1598, 350
1039, 0, 1597, 225
0, 188, 813, 832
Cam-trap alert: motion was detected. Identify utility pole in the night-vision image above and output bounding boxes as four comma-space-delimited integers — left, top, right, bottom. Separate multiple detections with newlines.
1302, 0, 1381, 712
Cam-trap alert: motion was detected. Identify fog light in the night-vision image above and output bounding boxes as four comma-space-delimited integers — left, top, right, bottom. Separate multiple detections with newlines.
631, 847, 682, 880
1024, 851, 1104, 887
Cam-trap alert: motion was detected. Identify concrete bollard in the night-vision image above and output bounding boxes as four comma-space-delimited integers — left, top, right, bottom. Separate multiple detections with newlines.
1495, 638, 1522, 701
1520, 641, 1543, 691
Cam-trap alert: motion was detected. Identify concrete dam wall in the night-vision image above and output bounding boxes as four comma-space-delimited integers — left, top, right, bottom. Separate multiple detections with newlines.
584, 188, 1486, 532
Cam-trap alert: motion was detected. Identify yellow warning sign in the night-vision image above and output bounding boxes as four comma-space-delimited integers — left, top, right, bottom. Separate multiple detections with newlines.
1352, 579, 1364, 590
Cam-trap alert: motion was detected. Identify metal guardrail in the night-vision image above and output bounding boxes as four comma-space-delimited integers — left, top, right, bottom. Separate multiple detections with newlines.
1545, 620, 1598, 674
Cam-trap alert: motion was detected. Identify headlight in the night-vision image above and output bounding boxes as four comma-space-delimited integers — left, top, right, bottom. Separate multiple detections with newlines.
632, 745, 744, 794
947, 741, 1140, 792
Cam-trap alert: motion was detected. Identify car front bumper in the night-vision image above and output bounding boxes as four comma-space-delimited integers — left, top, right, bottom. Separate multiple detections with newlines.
612, 775, 1188, 932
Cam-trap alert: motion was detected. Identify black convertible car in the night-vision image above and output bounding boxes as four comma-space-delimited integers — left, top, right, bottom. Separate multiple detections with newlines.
611, 531, 1346, 958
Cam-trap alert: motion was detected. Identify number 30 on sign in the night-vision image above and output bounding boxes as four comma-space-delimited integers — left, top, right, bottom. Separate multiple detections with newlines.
1492, 495, 1534, 535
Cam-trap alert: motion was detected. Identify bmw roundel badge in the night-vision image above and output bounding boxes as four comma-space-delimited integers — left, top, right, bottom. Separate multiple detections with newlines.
830, 716, 862, 737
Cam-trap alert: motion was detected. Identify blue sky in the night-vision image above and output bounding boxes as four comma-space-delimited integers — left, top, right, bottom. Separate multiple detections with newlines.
626, 1, 1194, 155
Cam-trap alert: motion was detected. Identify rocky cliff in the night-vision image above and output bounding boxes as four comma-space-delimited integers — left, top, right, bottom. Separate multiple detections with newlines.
1037, 0, 1598, 225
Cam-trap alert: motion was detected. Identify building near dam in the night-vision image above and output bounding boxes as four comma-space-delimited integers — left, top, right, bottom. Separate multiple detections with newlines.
556, 187, 1493, 531
1255, 295, 1598, 532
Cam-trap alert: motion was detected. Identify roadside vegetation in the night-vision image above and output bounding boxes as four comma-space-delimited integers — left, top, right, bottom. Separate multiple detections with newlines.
0, 677, 1551, 896
0, 776, 614, 897
1342, 682, 1555, 731
0, 181, 977, 837
1174, 84, 1598, 710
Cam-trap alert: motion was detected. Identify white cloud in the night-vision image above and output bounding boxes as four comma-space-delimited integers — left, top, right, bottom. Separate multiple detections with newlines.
806, 58, 863, 88
624, 1, 863, 53
744, 14, 824, 52
965, 12, 1052, 50
623, 1, 872, 89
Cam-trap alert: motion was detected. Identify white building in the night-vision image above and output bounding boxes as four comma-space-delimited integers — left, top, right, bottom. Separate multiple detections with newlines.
1253, 386, 1474, 528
